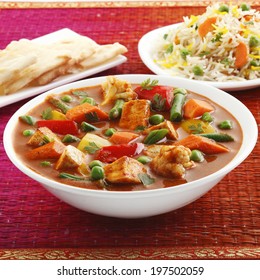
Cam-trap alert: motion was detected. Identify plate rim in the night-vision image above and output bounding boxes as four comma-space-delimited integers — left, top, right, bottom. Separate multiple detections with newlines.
138, 23, 260, 91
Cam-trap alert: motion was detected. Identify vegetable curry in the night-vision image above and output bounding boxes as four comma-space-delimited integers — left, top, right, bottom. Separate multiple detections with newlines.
14, 76, 243, 191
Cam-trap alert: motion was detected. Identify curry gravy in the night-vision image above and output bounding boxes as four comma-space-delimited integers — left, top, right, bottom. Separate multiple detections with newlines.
13, 84, 243, 192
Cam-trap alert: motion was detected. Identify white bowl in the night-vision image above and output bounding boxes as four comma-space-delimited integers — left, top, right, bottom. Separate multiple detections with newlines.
3, 75, 258, 218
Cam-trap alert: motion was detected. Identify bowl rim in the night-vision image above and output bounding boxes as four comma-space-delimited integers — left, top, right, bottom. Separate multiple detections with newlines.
3, 74, 258, 198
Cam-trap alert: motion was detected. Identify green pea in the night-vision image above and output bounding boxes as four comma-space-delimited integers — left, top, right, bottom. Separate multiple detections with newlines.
91, 166, 105, 180
249, 36, 260, 48
104, 128, 117, 137
61, 95, 72, 103
250, 60, 259, 67
192, 65, 204, 76
137, 156, 152, 164
81, 97, 96, 105
218, 120, 233, 130
218, 4, 229, 12
89, 160, 104, 169
180, 48, 191, 60
201, 112, 214, 123
149, 114, 165, 125
23, 129, 34, 137
144, 129, 169, 145
40, 161, 52, 167
240, 3, 250, 11
190, 150, 204, 162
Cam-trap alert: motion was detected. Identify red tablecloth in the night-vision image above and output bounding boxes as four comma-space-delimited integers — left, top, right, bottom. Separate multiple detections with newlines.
0, 4, 259, 260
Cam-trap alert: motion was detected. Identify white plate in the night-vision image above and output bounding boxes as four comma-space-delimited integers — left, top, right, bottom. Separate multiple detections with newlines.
4, 74, 258, 218
138, 23, 260, 92
0, 28, 127, 108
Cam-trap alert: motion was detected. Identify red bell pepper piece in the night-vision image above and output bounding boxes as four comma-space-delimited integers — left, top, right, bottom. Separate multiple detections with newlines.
134, 85, 174, 111
95, 143, 144, 163
37, 120, 79, 135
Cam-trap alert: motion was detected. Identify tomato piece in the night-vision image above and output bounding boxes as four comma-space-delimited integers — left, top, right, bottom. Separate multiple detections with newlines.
96, 143, 144, 163
37, 120, 79, 135
134, 85, 174, 111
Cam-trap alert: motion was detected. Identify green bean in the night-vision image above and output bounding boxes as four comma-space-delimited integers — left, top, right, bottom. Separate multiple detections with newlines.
143, 129, 169, 145
198, 133, 234, 142
47, 96, 70, 114
192, 65, 204, 76
91, 166, 105, 180
89, 160, 104, 169
190, 150, 204, 162
240, 3, 250, 11
62, 134, 80, 143
80, 97, 96, 105
61, 95, 72, 103
137, 156, 152, 164
19, 115, 36, 125
201, 112, 214, 123
104, 128, 116, 136
109, 99, 125, 120
23, 129, 34, 136
218, 4, 229, 12
81, 121, 98, 132
149, 114, 165, 125
218, 120, 233, 130
170, 88, 187, 122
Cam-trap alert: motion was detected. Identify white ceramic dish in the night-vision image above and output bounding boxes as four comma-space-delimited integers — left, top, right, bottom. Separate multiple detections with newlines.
138, 23, 260, 92
4, 74, 258, 218
0, 28, 127, 108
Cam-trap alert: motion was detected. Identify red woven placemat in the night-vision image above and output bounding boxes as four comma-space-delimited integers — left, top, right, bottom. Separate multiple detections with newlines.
0, 6, 259, 259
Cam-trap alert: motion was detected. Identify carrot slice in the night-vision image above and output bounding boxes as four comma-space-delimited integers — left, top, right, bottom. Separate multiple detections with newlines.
109, 131, 139, 144
66, 102, 108, 123
198, 17, 217, 38
183, 99, 214, 119
26, 141, 65, 160
235, 42, 248, 69
174, 134, 229, 154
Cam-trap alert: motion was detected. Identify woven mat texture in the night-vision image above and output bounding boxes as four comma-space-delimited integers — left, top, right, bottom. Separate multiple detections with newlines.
0, 6, 259, 258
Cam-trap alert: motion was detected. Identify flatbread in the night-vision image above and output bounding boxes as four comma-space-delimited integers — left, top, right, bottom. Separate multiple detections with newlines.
79, 42, 127, 69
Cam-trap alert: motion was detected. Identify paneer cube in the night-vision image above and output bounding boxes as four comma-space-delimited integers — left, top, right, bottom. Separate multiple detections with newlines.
27, 126, 60, 147
119, 99, 150, 130
55, 145, 87, 170
104, 156, 147, 184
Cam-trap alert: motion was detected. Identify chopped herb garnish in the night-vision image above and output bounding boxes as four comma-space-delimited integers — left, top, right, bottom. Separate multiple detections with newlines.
138, 173, 155, 186
189, 123, 204, 134
59, 172, 88, 181
41, 107, 52, 120
84, 142, 100, 154
211, 32, 223, 43
199, 51, 210, 57
135, 125, 147, 132
62, 134, 80, 143
163, 33, 168, 40
220, 58, 230, 66
72, 90, 89, 97
152, 93, 166, 111
85, 111, 100, 122
166, 43, 173, 54
141, 78, 159, 90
